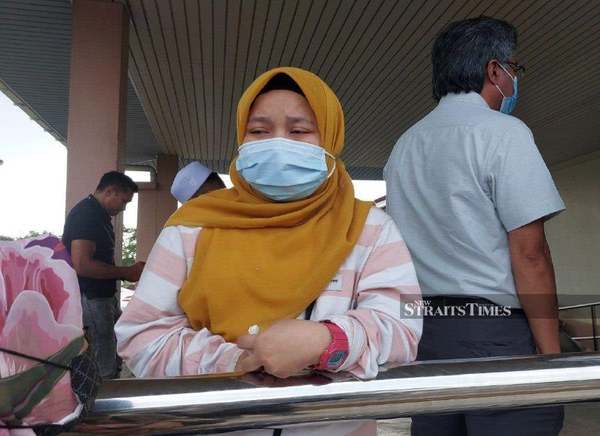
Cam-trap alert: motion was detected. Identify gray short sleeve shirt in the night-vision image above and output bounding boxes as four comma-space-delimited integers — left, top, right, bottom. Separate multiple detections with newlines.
383, 92, 564, 307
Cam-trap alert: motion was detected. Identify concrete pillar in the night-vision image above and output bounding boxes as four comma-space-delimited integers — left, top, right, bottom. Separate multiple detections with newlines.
136, 154, 178, 261
65, 0, 129, 265
65, 0, 129, 212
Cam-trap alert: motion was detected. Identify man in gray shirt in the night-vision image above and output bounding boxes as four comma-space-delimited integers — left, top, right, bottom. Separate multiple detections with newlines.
384, 17, 564, 436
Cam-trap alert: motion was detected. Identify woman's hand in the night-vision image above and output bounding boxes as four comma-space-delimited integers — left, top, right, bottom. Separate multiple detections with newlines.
234, 350, 262, 373
236, 319, 332, 378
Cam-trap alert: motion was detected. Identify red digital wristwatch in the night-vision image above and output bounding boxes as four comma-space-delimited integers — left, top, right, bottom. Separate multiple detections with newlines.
316, 321, 349, 371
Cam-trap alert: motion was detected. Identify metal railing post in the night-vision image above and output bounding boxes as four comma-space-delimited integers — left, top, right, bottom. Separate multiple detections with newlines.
559, 301, 600, 351
592, 305, 598, 351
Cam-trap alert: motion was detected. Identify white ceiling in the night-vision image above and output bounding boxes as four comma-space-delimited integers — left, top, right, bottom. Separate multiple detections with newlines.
121, 0, 600, 178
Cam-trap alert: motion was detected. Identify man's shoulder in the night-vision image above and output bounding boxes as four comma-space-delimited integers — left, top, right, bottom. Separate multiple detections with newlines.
70, 196, 98, 213
474, 110, 532, 137
66, 196, 103, 225
402, 106, 532, 143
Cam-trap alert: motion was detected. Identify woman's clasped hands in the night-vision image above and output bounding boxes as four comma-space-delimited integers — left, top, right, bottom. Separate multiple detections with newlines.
235, 319, 332, 378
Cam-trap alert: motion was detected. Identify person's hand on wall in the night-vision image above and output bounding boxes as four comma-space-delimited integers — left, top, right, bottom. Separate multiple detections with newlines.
236, 319, 332, 378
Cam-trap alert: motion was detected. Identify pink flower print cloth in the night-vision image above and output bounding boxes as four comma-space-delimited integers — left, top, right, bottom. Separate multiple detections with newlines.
0, 235, 86, 435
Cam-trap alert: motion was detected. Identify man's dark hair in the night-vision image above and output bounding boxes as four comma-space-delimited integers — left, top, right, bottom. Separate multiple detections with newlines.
96, 171, 138, 193
192, 172, 225, 197
431, 16, 517, 101
205, 172, 225, 187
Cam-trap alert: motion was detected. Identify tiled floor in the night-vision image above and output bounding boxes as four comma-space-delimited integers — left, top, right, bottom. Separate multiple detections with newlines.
377, 403, 600, 435
378, 418, 411, 435
561, 403, 600, 435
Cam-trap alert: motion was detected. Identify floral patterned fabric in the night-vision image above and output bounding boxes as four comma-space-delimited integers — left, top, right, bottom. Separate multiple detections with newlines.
0, 235, 89, 435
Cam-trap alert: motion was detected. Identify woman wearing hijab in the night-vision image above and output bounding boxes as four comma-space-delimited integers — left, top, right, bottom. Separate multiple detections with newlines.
116, 67, 421, 435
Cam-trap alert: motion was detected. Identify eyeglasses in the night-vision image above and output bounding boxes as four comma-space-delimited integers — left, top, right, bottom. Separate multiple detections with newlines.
505, 61, 526, 78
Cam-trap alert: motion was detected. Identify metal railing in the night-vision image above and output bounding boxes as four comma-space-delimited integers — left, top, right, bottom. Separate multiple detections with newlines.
71, 353, 600, 434
559, 300, 600, 351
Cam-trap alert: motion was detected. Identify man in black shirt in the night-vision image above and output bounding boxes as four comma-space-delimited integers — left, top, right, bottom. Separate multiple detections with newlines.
63, 171, 145, 379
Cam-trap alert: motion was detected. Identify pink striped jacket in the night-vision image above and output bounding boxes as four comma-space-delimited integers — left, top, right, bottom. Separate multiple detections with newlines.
115, 207, 422, 436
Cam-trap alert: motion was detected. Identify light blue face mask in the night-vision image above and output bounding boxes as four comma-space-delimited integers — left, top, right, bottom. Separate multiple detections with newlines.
495, 63, 518, 114
236, 137, 336, 202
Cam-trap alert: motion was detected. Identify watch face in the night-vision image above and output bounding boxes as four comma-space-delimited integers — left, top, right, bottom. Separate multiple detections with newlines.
328, 350, 348, 368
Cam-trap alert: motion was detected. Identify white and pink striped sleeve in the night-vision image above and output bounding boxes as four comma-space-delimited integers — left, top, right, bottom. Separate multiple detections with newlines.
115, 226, 244, 377
327, 208, 422, 379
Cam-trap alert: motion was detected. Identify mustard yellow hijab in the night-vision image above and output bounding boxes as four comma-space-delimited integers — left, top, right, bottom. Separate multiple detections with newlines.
165, 67, 372, 341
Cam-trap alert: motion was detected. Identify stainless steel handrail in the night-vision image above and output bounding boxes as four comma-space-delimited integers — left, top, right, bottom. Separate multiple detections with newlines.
559, 301, 600, 351
559, 301, 600, 311
71, 353, 600, 434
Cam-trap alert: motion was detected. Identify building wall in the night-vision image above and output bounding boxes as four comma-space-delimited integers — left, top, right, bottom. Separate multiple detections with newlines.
545, 152, 600, 303
545, 153, 600, 350
136, 155, 178, 261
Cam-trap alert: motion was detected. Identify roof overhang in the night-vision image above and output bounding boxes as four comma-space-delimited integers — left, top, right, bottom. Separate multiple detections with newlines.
1, 0, 599, 179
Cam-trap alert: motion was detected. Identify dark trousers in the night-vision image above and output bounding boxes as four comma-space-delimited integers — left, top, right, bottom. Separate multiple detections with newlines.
81, 293, 122, 379
411, 302, 564, 436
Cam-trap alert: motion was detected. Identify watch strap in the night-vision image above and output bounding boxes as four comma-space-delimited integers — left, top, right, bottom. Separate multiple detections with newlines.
316, 321, 349, 370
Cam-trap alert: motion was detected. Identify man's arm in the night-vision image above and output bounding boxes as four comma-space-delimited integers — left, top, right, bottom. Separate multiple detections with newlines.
71, 239, 144, 282
508, 219, 560, 354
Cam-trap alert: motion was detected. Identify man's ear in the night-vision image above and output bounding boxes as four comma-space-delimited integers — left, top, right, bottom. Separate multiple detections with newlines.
103, 186, 116, 197
485, 60, 501, 87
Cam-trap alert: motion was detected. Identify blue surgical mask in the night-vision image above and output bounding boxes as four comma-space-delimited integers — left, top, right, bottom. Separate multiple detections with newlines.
236, 137, 336, 202
495, 63, 518, 114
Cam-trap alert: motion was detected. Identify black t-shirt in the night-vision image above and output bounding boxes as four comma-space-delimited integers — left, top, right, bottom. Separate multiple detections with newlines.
62, 195, 117, 298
